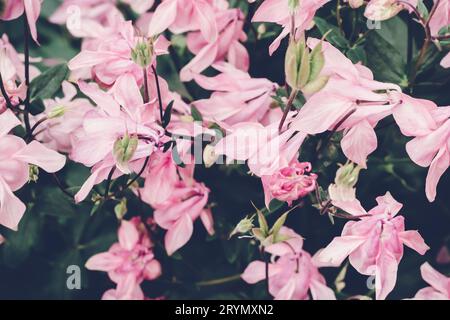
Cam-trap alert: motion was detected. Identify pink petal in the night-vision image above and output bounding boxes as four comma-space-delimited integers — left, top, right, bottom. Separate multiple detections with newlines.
118, 220, 140, 251
164, 214, 193, 256
0, 177, 26, 231
309, 279, 336, 300
85, 252, 123, 272
180, 41, 219, 81
341, 120, 377, 168
420, 262, 450, 295
425, 147, 449, 202
316, 235, 366, 267
192, 0, 218, 43
24, 0, 41, 44
0, 109, 21, 137
398, 230, 429, 255
13, 141, 66, 173
200, 208, 215, 236
375, 250, 398, 300
148, 0, 178, 36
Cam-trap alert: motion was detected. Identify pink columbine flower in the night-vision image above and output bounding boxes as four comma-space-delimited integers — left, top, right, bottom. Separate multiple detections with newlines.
392, 92, 450, 202
261, 161, 317, 208
411, 263, 450, 300
180, 8, 249, 81
249, 0, 330, 55
1, 0, 42, 43
315, 192, 429, 300
33, 81, 94, 153
68, 20, 169, 87
154, 180, 213, 256
242, 227, 336, 300
364, 0, 417, 21
85, 218, 162, 300
428, 0, 450, 68
192, 62, 278, 125
0, 109, 66, 231
70, 76, 163, 203
290, 38, 401, 168
148, 0, 218, 43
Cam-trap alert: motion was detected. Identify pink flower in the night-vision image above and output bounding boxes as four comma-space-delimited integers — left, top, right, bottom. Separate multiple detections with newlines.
315, 192, 429, 300
261, 161, 317, 207
154, 180, 213, 256
0, 109, 66, 231
392, 92, 450, 202
242, 227, 336, 300
192, 63, 278, 125
1, 0, 42, 43
68, 20, 169, 87
429, 0, 449, 37
180, 8, 249, 81
411, 263, 450, 300
364, 0, 417, 21
250, 0, 330, 55
32, 81, 94, 153
69, 77, 163, 203
290, 38, 401, 168
86, 218, 162, 300
148, 0, 218, 43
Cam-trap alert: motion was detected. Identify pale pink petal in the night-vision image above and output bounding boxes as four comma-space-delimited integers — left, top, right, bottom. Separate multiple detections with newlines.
0, 109, 21, 137
420, 262, 450, 295
148, 0, 178, 36
316, 236, 366, 267
24, 0, 41, 43
200, 208, 215, 236
180, 41, 219, 81
309, 279, 336, 300
341, 120, 377, 168
227, 41, 250, 72
192, 0, 218, 43
398, 230, 430, 255
13, 141, 66, 173
425, 147, 449, 202
118, 220, 139, 251
274, 278, 296, 300
375, 250, 398, 300
164, 214, 194, 256
85, 252, 123, 272
0, 177, 26, 231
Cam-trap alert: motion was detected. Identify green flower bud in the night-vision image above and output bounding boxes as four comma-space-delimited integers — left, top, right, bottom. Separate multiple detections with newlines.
285, 37, 328, 94
113, 133, 138, 174
335, 162, 363, 188
114, 198, 128, 220
131, 38, 154, 68
29, 165, 39, 183
288, 0, 300, 12
229, 215, 255, 239
48, 105, 66, 119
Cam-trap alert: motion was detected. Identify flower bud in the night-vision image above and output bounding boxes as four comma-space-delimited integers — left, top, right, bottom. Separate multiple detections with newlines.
114, 198, 128, 220
48, 105, 66, 119
113, 133, 138, 174
229, 215, 255, 239
285, 38, 328, 94
131, 38, 154, 68
335, 162, 362, 188
364, 0, 402, 21
28, 165, 39, 183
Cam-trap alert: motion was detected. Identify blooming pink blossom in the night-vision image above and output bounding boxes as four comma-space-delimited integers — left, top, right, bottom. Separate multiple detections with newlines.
148, 0, 218, 43
33, 81, 94, 153
68, 20, 169, 86
261, 161, 317, 207
70, 77, 163, 203
392, 92, 450, 202
0, 109, 66, 231
180, 8, 249, 81
411, 262, 450, 300
315, 192, 429, 300
192, 63, 278, 125
242, 227, 336, 300
364, 0, 417, 21
290, 38, 401, 168
86, 218, 162, 300
1, 0, 42, 43
250, 0, 330, 55
428, 0, 450, 68
154, 179, 213, 256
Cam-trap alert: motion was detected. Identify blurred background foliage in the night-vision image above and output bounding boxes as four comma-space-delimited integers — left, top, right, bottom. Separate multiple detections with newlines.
0, 0, 449, 299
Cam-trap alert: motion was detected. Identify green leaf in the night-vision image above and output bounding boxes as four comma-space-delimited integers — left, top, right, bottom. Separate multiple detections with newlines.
30, 64, 69, 101
314, 17, 349, 49
253, 202, 269, 235
346, 46, 367, 64
270, 212, 289, 242
365, 32, 407, 85
417, 0, 429, 20
190, 105, 203, 122
162, 100, 174, 128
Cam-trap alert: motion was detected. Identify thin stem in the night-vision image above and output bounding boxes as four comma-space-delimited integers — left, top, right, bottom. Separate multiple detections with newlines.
261, 247, 270, 297
0, 73, 15, 109
336, 0, 343, 32
51, 173, 75, 199
103, 167, 116, 199
143, 68, 150, 104
151, 65, 164, 124
23, 14, 31, 135
27, 116, 48, 141
278, 89, 298, 132
195, 274, 241, 287
122, 156, 150, 191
